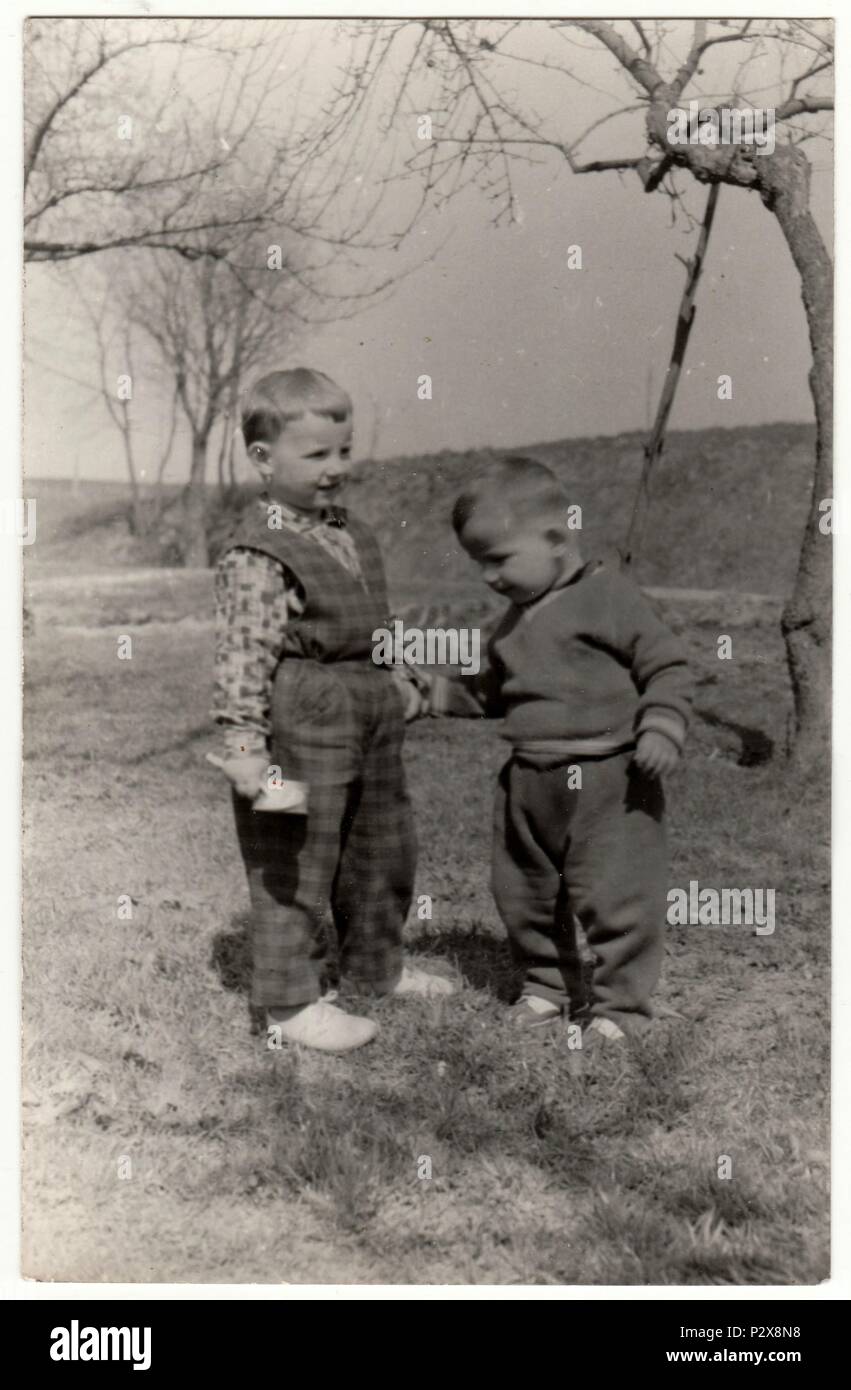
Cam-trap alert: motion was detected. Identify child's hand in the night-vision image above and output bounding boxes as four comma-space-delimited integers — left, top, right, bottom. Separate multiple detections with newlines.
633, 731, 679, 778
211, 753, 271, 800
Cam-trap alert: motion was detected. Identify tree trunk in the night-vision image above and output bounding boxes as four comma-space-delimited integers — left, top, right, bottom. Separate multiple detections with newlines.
624, 182, 720, 567
127, 474, 146, 539
153, 384, 180, 524
182, 433, 210, 567
640, 91, 832, 765
769, 170, 833, 773
216, 411, 233, 497
227, 431, 238, 493
122, 429, 147, 538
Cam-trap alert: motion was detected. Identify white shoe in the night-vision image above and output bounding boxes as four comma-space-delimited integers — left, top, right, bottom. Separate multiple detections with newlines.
509, 994, 564, 1029
585, 1016, 627, 1043
267, 999, 378, 1052
392, 964, 457, 997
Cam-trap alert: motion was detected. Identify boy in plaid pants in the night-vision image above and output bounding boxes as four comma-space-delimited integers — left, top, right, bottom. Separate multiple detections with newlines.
212, 368, 454, 1053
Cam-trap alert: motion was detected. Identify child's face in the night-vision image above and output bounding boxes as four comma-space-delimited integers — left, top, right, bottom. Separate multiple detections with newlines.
247, 411, 353, 513
460, 515, 566, 605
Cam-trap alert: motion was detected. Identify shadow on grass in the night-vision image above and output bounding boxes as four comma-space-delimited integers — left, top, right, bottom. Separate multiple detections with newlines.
406, 920, 522, 1003
211, 912, 252, 994
407, 920, 601, 1018
212, 913, 527, 1008
695, 707, 775, 766
211, 912, 343, 1033
210, 913, 265, 1034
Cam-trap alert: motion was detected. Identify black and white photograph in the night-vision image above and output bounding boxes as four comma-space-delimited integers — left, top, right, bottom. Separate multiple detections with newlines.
14, 8, 836, 1291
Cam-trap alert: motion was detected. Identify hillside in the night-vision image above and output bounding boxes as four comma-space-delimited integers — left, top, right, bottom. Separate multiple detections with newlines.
26, 423, 815, 605
349, 423, 814, 603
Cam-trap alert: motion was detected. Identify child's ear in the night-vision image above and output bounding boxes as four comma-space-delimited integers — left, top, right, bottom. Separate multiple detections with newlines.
247, 443, 272, 483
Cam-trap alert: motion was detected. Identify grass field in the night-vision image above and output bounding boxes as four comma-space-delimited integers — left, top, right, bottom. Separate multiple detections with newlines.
22, 561, 829, 1283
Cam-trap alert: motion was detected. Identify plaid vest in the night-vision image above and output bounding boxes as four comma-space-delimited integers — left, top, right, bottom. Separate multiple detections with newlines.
225, 505, 391, 662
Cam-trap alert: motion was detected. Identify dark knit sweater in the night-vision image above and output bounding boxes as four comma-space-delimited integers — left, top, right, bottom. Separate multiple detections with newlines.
470, 559, 693, 752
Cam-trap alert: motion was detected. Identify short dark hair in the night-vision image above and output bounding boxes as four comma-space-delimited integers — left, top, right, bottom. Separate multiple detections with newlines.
451, 456, 569, 536
241, 369, 352, 448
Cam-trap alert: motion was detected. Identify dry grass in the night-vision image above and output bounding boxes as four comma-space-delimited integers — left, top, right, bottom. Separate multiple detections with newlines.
21, 579, 830, 1286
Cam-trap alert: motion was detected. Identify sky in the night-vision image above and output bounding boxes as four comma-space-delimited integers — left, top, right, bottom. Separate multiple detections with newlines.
23, 17, 833, 482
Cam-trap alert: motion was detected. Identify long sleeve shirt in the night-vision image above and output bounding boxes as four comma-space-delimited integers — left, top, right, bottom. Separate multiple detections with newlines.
212, 497, 422, 757
428, 558, 693, 757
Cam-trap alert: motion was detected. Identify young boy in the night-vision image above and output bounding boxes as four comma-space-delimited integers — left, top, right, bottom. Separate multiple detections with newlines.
433, 456, 693, 1042
212, 368, 453, 1053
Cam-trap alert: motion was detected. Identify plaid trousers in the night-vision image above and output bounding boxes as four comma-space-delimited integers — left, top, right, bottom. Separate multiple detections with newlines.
232, 658, 416, 1009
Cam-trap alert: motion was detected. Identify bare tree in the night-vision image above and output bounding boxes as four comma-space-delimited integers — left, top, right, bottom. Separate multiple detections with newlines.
66, 286, 180, 537
24, 16, 311, 264
314, 18, 833, 768
106, 241, 304, 565
27, 18, 426, 564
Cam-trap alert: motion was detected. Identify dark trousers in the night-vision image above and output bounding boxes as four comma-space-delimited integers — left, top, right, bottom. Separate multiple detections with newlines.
233, 660, 416, 1009
491, 751, 667, 1030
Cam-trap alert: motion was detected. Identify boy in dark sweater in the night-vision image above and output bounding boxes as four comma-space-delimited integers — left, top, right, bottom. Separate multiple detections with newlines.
433, 457, 693, 1040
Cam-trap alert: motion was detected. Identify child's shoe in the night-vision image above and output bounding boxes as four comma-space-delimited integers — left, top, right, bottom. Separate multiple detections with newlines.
580, 1016, 627, 1052
508, 993, 563, 1030
392, 964, 457, 997
266, 1000, 378, 1052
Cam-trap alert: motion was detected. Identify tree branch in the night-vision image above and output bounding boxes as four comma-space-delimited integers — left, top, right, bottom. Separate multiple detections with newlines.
775, 94, 834, 121
568, 20, 664, 97
671, 20, 707, 99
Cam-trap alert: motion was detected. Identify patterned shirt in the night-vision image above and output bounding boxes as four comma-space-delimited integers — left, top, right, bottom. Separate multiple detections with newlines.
213, 497, 420, 756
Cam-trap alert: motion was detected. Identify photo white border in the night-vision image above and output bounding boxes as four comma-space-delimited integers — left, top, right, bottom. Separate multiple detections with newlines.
2, 0, 847, 1303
